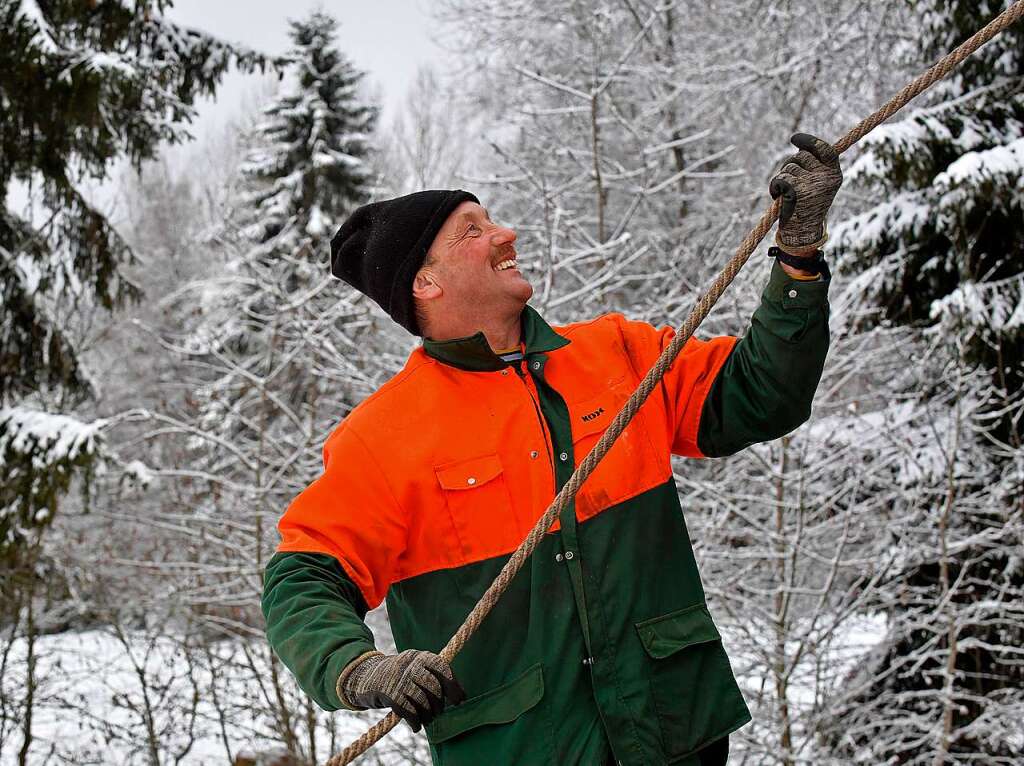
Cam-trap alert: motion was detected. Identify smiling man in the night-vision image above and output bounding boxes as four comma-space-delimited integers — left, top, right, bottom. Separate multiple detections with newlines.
262, 134, 841, 766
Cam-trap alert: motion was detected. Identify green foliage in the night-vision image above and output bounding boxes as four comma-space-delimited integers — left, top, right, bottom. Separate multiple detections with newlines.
0, 409, 100, 580
0, 0, 281, 598
0, 0, 281, 401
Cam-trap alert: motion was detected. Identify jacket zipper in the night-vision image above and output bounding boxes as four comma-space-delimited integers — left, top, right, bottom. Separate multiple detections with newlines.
515, 366, 598, 673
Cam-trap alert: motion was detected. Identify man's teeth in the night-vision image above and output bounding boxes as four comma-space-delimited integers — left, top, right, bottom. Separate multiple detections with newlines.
494, 259, 518, 271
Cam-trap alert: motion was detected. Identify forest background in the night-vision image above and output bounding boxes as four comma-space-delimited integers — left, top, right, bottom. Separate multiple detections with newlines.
1, 1, 1022, 764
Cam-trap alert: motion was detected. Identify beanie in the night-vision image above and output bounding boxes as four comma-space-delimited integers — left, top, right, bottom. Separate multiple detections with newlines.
329, 189, 480, 336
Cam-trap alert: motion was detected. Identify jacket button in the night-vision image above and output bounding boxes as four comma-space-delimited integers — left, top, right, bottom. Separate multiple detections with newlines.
788, 289, 798, 298
501, 369, 509, 376
555, 553, 564, 562
559, 451, 568, 461
530, 450, 539, 459
565, 550, 574, 560
467, 477, 476, 485
532, 361, 541, 370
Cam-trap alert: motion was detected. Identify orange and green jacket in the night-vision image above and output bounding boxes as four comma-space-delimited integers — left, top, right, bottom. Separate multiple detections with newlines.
261, 261, 830, 766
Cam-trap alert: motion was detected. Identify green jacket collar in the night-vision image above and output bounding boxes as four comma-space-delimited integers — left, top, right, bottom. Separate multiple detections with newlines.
422, 305, 570, 372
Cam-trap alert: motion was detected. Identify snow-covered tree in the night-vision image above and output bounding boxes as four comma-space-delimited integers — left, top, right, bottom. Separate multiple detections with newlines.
833, 0, 1024, 437
0, 0, 273, 608
182, 8, 381, 527
434, 0, 903, 326
159, 6, 383, 623
0, 4, 280, 761
820, 2, 1024, 762
239, 12, 377, 247
142, 12, 389, 758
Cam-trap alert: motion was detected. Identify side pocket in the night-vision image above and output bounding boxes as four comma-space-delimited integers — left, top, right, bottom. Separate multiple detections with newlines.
426, 663, 553, 766
636, 604, 751, 762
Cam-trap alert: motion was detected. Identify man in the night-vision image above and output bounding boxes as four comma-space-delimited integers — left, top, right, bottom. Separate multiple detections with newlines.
262, 133, 842, 765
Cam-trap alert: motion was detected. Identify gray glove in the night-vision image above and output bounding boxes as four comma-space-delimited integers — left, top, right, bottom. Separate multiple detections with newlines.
337, 650, 466, 731
769, 133, 843, 253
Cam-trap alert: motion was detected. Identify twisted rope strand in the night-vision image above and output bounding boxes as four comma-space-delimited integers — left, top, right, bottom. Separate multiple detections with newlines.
327, 3, 1024, 763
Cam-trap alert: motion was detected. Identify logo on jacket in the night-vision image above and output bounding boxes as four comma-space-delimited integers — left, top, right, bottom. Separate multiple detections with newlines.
581, 407, 605, 422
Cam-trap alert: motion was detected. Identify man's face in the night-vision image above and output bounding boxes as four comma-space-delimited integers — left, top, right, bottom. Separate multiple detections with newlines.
418, 201, 533, 321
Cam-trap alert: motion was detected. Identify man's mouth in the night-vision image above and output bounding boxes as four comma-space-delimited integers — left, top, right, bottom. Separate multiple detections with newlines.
493, 258, 518, 272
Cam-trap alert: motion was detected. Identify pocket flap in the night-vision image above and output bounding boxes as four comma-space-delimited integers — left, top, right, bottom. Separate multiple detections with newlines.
435, 454, 504, 491
425, 663, 544, 744
635, 603, 721, 659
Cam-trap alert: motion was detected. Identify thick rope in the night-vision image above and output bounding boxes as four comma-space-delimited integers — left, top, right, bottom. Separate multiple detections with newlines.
327, 3, 1024, 763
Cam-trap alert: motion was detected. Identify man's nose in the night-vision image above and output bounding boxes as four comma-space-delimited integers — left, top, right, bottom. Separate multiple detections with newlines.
490, 224, 516, 245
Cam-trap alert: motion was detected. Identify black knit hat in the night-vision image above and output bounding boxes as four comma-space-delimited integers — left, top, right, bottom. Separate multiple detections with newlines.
329, 189, 480, 336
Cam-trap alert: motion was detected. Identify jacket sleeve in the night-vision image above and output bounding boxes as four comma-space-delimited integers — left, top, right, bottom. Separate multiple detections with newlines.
262, 421, 408, 710
617, 313, 738, 458
261, 551, 376, 710
617, 259, 829, 458
696, 259, 830, 457
274, 421, 407, 609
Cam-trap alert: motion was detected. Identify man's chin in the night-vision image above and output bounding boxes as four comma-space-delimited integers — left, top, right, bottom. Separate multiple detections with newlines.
509, 282, 534, 309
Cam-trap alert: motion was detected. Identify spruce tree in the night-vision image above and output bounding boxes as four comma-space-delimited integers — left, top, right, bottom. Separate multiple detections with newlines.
168, 9, 380, 618
154, 13, 383, 755
0, 0, 274, 605
823, 2, 1024, 762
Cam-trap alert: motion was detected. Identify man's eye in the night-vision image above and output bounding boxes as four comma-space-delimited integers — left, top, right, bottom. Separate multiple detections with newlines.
467, 224, 481, 234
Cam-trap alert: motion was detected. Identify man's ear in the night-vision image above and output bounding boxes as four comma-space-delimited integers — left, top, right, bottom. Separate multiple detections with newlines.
412, 269, 442, 301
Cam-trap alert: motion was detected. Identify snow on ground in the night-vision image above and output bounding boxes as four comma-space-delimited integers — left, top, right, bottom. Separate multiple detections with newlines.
722, 612, 889, 760
724, 611, 889, 704
2, 613, 889, 764
1, 628, 427, 765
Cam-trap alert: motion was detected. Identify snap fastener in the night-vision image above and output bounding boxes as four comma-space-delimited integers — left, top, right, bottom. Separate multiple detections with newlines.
501, 369, 509, 375
467, 477, 476, 485
532, 361, 541, 370
555, 553, 564, 562
530, 450, 539, 459
565, 550, 574, 560
582, 656, 594, 666
788, 289, 798, 298
559, 451, 568, 461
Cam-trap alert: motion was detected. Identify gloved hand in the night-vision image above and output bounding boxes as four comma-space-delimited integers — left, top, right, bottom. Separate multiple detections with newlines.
769, 133, 843, 254
337, 649, 466, 731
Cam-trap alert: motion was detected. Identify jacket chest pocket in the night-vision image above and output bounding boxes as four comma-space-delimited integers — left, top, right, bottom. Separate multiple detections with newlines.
636, 604, 751, 761
435, 454, 519, 563
568, 379, 666, 520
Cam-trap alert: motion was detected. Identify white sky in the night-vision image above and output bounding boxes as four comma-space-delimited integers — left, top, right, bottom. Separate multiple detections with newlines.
43, 1, 446, 221
165, 0, 445, 141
